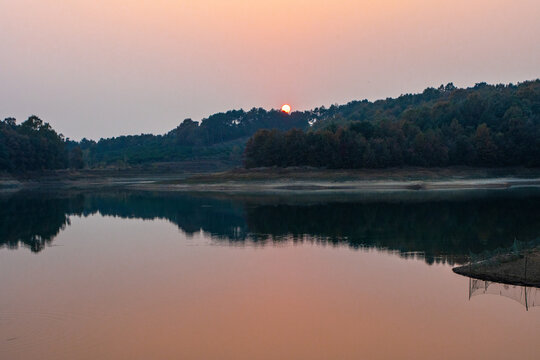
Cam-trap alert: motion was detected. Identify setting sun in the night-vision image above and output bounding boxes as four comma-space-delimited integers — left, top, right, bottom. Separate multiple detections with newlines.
1, 1, 539, 359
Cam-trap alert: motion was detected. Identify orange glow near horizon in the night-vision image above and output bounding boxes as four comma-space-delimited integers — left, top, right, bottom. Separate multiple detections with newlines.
1, 0, 540, 139
281, 104, 291, 114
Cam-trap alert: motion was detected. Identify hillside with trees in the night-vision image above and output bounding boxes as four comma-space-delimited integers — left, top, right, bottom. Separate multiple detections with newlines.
78, 108, 309, 167
245, 80, 540, 168
0, 116, 83, 172
2, 80, 539, 173
1, 108, 309, 172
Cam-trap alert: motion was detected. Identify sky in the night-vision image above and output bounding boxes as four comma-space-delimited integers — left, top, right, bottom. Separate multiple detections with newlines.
1, 0, 539, 140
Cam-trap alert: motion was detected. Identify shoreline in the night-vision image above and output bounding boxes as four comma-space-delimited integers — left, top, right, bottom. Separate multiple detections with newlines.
2, 166, 540, 194
132, 177, 540, 195
453, 248, 540, 288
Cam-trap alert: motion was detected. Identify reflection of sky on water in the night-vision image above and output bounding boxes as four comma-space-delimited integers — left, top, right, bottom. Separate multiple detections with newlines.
1, 212, 539, 360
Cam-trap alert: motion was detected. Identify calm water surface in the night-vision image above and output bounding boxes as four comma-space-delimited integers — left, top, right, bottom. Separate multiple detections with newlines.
1, 189, 539, 359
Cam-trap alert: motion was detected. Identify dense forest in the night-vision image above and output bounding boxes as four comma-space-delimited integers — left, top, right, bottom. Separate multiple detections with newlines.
1, 108, 307, 171
79, 108, 309, 167
0, 115, 83, 172
245, 80, 540, 168
2, 79, 540, 172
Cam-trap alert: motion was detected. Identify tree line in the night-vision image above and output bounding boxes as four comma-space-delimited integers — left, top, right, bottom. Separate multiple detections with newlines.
78, 108, 309, 166
245, 80, 540, 168
2, 79, 539, 171
1, 109, 307, 171
0, 116, 83, 172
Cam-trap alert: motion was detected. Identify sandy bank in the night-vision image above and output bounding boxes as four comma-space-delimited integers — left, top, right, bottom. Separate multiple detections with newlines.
2, 167, 540, 194
453, 248, 540, 287
138, 177, 540, 194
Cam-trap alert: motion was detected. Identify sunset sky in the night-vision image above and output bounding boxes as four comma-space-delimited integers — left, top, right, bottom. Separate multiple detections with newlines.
1, 0, 539, 140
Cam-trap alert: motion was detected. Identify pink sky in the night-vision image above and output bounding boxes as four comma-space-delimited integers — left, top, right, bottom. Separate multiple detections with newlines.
1, 0, 539, 140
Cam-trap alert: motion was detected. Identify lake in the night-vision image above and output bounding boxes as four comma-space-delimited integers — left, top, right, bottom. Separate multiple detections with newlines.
1, 189, 540, 359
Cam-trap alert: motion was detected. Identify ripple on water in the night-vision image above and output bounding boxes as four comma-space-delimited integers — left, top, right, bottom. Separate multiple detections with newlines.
0, 310, 104, 356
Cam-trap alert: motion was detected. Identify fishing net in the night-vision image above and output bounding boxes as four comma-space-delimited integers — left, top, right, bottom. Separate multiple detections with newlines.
469, 278, 540, 310
459, 238, 540, 310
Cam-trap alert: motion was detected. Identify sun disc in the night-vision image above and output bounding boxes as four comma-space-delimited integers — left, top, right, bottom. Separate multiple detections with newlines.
281, 104, 291, 114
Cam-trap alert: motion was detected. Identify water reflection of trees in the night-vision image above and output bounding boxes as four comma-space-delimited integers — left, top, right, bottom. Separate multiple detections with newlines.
244, 199, 540, 264
0, 194, 85, 252
1, 190, 540, 264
